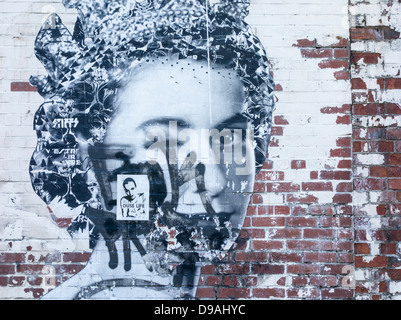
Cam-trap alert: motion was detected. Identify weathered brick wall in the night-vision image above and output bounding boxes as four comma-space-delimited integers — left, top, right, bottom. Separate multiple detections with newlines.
0, 0, 399, 300
350, 0, 401, 300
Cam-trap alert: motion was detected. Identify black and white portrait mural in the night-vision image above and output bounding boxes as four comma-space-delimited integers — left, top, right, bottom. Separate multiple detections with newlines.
29, 0, 275, 299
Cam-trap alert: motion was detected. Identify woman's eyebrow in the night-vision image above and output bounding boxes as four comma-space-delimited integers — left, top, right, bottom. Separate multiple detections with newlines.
138, 117, 190, 129
214, 113, 247, 131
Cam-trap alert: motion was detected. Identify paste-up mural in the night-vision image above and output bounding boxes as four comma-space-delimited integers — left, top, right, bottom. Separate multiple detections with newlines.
29, 0, 275, 299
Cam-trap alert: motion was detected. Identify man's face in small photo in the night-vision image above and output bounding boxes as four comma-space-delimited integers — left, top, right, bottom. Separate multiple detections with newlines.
123, 180, 136, 198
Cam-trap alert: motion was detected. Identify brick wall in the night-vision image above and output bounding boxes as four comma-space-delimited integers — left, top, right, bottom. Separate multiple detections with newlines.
0, 0, 399, 300
350, 0, 401, 300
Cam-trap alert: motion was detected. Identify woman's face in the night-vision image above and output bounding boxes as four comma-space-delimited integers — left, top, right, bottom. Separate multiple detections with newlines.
97, 57, 256, 256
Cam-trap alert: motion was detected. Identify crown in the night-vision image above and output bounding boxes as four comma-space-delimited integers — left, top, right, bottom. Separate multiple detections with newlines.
30, 0, 254, 98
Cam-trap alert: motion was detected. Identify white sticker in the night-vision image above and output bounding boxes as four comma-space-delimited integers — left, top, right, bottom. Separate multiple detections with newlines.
116, 174, 149, 221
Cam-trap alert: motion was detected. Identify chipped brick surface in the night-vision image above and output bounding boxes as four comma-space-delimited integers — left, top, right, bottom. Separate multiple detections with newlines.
0, 0, 399, 300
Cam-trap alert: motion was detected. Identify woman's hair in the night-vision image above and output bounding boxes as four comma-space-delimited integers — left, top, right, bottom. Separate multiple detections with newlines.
29, 0, 275, 210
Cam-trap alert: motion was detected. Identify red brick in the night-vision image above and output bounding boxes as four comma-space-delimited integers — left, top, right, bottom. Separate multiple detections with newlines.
252, 217, 285, 227
252, 240, 283, 251
271, 126, 283, 136
291, 276, 308, 286
388, 166, 401, 177
269, 229, 302, 239
30, 253, 61, 263
302, 182, 332, 192
387, 78, 401, 89
378, 141, 394, 152
330, 148, 351, 157
287, 240, 319, 251
0, 253, 25, 263
256, 170, 285, 181
9, 276, 25, 286
381, 243, 397, 255
252, 194, 263, 204
0, 265, 15, 274
288, 264, 319, 275
336, 182, 352, 192
223, 276, 257, 287
205, 275, 222, 286
352, 103, 385, 115
354, 178, 387, 191
0, 277, 7, 286
351, 78, 367, 89
388, 154, 401, 165
350, 27, 383, 40
216, 264, 250, 275
308, 205, 333, 215
321, 288, 353, 299
370, 166, 387, 177
334, 71, 350, 80
354, 243, 370, 254
320, 104, 350, 114
10, 82, 37, 92
355, 256, 387, 268
304, 229, 334, 239
320, 217, 352, 227
266, 182, 300, 193
270, 252, 303, 263
241, 228, 265, 239
274, 205, 291, 215
235, 251, 268, 263
388, 230, 401, 241
286, 194, 318, 203
53, 264, 85, 275
387, 103, 401, 114
387, 128, 401, 140
301, 48, 332, 58
383, 26, 401, 39
262, 160, 273, 170
336, 137, 351, 147
389, 179, 401, 190
334, 48, 349, 58
291, 160, 306, 170
253, 288, 285, 298
320, 264, 346, 275
291, 206, 307, 215
388, 269, 401, 280
251, 264, 285, 274
273, 115, 289, 125
196, 287, 215, 298
253, 182, 266, 192
352, 52, 381, 64
338, 160, 352, 169
256, 205, 274, 215
318, 59, 349, 69
304, 252, 336, 263
321, 170, 351, 180
63, 252, 91, 263
293, 38, 317, 47
332, 193, 353, 203
286, 217, 318, 227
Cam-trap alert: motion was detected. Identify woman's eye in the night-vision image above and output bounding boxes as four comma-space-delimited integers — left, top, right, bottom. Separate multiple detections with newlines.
211, 129, 245, 148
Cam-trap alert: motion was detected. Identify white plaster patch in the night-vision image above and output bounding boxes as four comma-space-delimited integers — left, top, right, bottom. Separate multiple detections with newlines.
356, 153, 385, 165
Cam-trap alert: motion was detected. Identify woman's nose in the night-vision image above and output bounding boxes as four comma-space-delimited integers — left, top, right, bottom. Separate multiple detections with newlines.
177, 147, 228, 198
